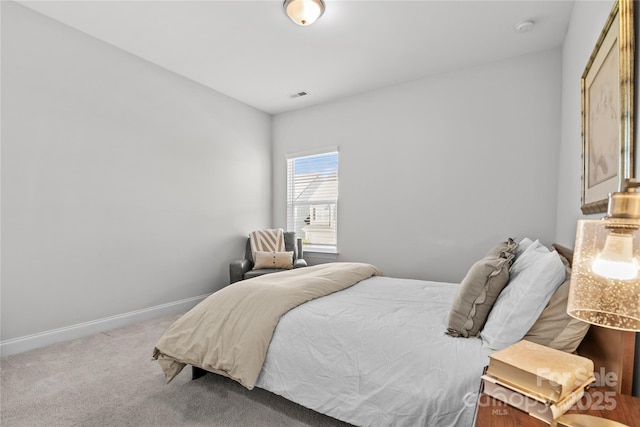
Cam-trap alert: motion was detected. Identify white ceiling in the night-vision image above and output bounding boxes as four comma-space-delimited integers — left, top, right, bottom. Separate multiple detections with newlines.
18, 0, 575, 115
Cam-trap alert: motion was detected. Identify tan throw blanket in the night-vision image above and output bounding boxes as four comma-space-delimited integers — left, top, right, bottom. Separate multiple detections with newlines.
249, 228, 285, 260
152, 262, 382, 389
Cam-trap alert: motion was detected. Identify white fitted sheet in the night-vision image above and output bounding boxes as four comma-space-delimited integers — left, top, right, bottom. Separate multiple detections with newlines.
255, 275, 492, 427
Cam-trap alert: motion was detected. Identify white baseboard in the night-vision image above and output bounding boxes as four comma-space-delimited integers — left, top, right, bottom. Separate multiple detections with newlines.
0, 294, 209, 357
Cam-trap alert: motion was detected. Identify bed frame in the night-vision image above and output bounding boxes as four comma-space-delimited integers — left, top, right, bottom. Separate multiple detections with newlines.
553, 244, 636, 395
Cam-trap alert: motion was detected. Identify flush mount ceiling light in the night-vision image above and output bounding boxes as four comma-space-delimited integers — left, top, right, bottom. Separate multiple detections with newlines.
283, 0, 325, 26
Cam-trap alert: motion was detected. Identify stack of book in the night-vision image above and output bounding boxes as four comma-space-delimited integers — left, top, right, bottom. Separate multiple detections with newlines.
481, 340, 595, 424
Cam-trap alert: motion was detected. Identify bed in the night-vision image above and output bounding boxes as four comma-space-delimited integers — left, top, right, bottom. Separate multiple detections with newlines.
152, 241, 636, 427
255, 275, 489, 426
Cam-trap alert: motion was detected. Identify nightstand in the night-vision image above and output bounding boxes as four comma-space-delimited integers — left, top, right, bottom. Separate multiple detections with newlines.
473, 388, 640, 426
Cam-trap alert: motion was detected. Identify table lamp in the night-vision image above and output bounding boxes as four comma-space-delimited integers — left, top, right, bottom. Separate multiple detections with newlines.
567, 179, 640, 331
556, 179, 640, 427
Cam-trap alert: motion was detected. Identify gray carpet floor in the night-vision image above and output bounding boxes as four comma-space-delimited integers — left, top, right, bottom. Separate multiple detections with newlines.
0, 311, 352, 427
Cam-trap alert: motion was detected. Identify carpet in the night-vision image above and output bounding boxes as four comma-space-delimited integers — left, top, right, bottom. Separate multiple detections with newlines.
0, 312, 352, 427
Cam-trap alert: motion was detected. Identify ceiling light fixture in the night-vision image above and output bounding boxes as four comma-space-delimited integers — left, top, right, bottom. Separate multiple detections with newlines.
283, 0, 325, 26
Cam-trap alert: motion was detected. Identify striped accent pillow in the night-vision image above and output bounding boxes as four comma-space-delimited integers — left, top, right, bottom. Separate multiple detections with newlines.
249, 229, 285, 266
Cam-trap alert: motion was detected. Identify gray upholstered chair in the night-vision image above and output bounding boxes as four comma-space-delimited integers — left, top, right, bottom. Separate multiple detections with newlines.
229, 231, 307, 284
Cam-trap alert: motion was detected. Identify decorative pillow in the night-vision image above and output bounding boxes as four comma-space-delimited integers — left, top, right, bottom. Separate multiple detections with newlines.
524, 255, 590, 352
253, 251, 294, 270
446, 256, 511, 338
480, 240, 566, 350
484, 238, 518, 262
514, 237, 534, 259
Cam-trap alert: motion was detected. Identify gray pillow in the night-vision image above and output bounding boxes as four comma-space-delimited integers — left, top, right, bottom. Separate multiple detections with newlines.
446, 256, 511, 338
524, 255, 590, 352
485, 238, 518, 263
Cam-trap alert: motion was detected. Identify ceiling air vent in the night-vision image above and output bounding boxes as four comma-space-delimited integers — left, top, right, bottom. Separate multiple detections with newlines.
289, 91, 309, 99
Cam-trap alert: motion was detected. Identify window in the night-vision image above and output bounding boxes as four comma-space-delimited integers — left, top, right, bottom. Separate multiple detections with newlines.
287, 149, 338, 253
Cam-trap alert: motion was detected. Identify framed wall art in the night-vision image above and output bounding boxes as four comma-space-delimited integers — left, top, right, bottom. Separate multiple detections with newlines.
581, 0, 635, 214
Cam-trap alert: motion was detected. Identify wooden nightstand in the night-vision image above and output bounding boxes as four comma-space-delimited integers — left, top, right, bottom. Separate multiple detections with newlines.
473, 388, 640, 426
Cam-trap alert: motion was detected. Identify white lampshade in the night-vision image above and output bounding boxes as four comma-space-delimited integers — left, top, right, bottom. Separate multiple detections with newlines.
567, 219, 640, 331
284, 0, 325, 26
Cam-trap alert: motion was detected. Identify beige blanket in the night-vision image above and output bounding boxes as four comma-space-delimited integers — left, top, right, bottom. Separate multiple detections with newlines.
152, 262, 382, 389
249, 228, 285, 260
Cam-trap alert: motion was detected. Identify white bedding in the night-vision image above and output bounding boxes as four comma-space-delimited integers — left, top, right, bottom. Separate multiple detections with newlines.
255, 275, 493, 427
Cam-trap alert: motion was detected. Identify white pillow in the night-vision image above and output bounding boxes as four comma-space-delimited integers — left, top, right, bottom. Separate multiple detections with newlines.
511, 239, 546, 272
514, 237, 534, 259
481, 240, 565, 350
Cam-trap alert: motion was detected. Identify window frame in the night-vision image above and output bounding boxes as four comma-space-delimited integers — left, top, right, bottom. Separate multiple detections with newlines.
286, 147, 339, 255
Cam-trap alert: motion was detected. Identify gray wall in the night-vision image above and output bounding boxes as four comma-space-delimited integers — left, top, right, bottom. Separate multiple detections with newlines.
273, 48, 562, 283
555, 0, 615, 247
1, 2, 272, 341
555, 0, 639, 397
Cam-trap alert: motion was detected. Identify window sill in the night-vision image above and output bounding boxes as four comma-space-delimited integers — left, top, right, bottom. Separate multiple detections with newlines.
303, 251, 339, 260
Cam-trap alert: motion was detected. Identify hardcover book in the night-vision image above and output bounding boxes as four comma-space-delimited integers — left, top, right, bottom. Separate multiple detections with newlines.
485, 340, 594, 403
481, 374, 590, 424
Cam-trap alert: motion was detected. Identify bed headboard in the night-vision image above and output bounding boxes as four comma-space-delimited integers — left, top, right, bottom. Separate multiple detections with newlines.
552, 244, 636, 395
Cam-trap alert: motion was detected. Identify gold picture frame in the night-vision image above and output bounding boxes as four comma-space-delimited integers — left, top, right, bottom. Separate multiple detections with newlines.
581, 0, 635, 214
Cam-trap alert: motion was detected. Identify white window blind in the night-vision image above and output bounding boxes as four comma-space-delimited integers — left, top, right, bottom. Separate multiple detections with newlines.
287, 150, 338, 253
